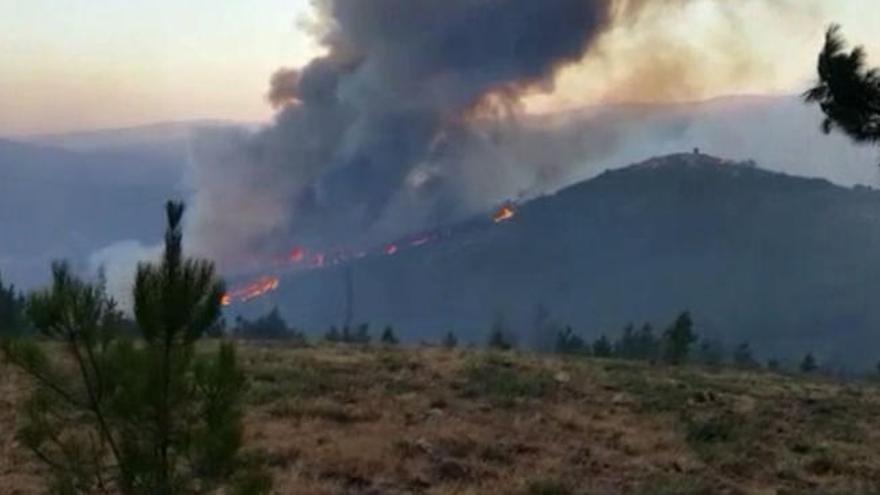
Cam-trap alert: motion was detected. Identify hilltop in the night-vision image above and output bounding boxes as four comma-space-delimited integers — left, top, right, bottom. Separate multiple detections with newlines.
4, 343, 879, 494
243, 153, 880, 369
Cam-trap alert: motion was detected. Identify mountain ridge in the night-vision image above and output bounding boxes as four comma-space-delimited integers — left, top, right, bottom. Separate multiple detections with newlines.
240, 152, 880, 369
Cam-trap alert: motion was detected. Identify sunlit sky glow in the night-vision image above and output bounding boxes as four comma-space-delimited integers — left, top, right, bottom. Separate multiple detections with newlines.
1, 0, 878, 136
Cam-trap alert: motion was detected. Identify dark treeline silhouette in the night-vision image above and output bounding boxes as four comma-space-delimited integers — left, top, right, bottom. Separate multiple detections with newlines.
219, 304, 880, 376
542, 310, 855, 376
325, 323, 372, 344
233, 306, 306, 343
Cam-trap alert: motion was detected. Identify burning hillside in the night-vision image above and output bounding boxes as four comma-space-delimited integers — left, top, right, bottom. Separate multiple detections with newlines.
187, 0, 804, 275
222, 202, 518, 306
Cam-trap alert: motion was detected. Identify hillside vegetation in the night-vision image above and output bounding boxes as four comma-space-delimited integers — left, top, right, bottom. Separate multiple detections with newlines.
4, 343, 880, 494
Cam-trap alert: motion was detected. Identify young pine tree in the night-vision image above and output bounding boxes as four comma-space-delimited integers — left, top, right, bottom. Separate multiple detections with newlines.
0, 273, 26, 336
443, 331, 458, 349
698, 338, 726, 368
380, 325, 399, 345
635, 323, 659, 361
325, 326, 341, 343
555, 326, 587, 356
3, 201, 266, 494
592, 334, 613, 358
662, 312, 697, 366
354, 323, 371, 344
487, 314, 514, 351
800, 352, 819, 373
733, 341, 758, 369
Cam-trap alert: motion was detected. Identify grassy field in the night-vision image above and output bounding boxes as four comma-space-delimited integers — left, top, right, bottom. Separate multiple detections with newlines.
3, 343, 880, 494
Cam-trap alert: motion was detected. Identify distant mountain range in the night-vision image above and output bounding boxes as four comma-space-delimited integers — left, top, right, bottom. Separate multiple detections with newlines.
23, 120, 261, 152
247, 153, 880, 368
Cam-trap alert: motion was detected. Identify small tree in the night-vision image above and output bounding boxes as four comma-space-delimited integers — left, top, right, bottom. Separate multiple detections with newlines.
529, 303, 556, 353
353, 323, 371, 344
443, 331, 458, 349
634, 323, 659, 361
698, 338, 726, 367
0, 273, 27, 336
488, 329, 513, 351
800, 353, 819, 373
325, 326, 341, 343
592, 334, 613, 358
767, 358, 782, 372
555, 326, 587, 355
380, 325, 399, 345
613, 323, 638, 359
733, 341, 758, 369
662, 312, 697, 365
3, 202, 266, 494
487, 313, 515, 351
234, 306, 303, 342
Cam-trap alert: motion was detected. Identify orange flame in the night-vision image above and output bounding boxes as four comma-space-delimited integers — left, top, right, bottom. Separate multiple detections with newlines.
289, 246, 306, 262
221, 275, 280, 305
493, 204, 516, 223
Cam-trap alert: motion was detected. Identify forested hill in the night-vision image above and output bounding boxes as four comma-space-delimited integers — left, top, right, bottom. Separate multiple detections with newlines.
256, 153, 880, 368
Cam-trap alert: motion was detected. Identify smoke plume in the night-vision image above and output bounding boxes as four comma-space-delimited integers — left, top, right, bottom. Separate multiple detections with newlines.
186, 0, 662, 268
183, 0, 834, 273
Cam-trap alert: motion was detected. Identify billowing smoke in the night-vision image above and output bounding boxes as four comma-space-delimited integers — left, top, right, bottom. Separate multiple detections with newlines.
144, 0, 847, 280
186, 0, 669, 269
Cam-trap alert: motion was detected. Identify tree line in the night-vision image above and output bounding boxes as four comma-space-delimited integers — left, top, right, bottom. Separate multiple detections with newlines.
221, 304, 837, 376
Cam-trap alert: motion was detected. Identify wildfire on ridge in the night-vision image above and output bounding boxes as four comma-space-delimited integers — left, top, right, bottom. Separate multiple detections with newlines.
493, 204, 516, 223
223, 203, 515, 306
221, 275, 280, 306
289, 246, 306, 262
313, 252, 326, 267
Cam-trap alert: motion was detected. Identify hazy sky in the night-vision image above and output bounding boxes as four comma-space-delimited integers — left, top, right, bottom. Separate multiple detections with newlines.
1, 0, 879, 136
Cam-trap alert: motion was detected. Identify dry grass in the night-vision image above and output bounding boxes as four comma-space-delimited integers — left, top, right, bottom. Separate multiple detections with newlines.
3, 344, 880, 494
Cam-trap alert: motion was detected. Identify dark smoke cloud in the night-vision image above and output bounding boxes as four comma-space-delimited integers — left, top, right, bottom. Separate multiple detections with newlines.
185, 0, 822, 271
191, 0, 633, 266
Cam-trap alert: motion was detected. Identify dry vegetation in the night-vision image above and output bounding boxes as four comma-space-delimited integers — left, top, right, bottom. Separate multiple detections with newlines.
4, 343, 880, 494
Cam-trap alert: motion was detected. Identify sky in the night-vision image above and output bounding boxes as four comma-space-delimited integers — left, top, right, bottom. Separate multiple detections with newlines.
1, 0, 879, 136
